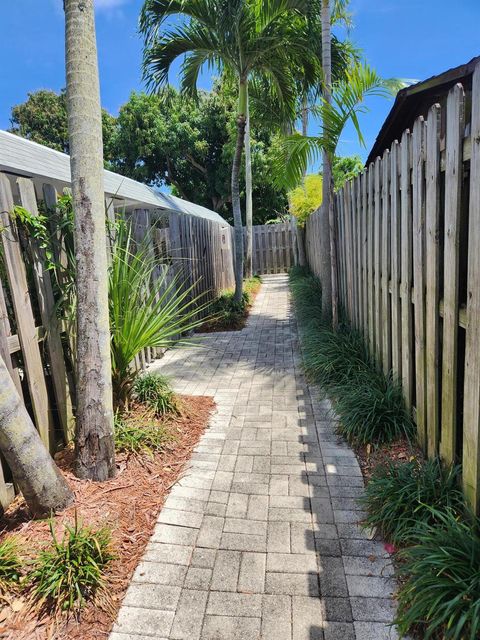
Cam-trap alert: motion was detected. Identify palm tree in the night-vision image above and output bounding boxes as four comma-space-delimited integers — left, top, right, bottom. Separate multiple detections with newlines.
276, 62, 401, 321
0, 353, 73, 517
64, 0, 116, 480
140, 0, 309, 302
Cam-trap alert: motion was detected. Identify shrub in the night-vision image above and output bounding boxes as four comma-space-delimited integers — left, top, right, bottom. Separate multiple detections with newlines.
361, 458, 464, 545
114, 410, 172, 455
334, 369, 414, 444
133, 372, 180, 416
289, 267, 414, 445
110, 221, 208, 406
0, 538, 22, 591
205, 276, 261, 330
30, 516, 113, 612
396, 508, 480, 640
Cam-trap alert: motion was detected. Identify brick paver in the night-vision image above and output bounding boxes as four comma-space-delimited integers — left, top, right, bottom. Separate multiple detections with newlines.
111, 274, 400, 640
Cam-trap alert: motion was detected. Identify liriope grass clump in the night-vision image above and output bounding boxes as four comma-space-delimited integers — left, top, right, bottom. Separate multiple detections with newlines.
361, 458, 464, 545
133, 372, 181, 416
114, 410, 172, 455
396, 508, 480, 640
289, 267, 414, 444
0, 538, 22, 592
30, 516, 113, 612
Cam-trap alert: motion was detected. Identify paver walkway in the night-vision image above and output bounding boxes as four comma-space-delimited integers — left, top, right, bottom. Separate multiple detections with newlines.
111, 274, 399, 640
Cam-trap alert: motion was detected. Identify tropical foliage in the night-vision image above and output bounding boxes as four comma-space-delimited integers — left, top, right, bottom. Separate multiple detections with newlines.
289, 266, 414, 444
109, 221, 207, 405
140, 0, 314, 301
9, 88, 116, 161
288, 174, 323, 225
276, 64, 400, 190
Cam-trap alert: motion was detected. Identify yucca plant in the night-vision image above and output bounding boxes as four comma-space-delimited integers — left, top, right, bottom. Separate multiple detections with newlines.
30, 515, 113, 612
361, 458, 464, 546
396, 508, 480, 640
133, 372, 181, 416
0, 538, 22, 592
109, 222, 209, 406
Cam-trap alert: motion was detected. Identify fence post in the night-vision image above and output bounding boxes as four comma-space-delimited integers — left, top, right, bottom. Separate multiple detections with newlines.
463, 64, 480, 512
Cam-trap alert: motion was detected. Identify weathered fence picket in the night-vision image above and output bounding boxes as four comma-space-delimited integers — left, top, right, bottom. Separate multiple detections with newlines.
304, 64, 480, 511
247, 223, 294, 275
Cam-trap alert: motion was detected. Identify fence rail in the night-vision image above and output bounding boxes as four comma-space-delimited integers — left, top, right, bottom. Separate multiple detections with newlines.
305, 65, 480, 511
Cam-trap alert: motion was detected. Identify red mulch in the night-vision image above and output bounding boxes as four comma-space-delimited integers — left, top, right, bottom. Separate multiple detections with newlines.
355, 438, 423, 483
0, 395, 215, 640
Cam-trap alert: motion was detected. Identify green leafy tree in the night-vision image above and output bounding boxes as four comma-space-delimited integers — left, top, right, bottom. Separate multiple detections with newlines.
112, 86, 286, 223
288, 174, 322, 225
140, 0, 310, 303
112, 87, 233, 212
9, 88, 116, 162
333, 154, 363, 190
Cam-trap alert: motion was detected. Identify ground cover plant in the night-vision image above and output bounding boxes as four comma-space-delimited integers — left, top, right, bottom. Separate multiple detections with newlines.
133, 372, 181, 416
361, 457, 465, 545
200, 275, 262, 332
0, 538, 22, 592
0, 393, 214, 639
289, 266, 414, 444
30, 516, 113, 613
114, 408, 172, 456
396, 508, 480, 640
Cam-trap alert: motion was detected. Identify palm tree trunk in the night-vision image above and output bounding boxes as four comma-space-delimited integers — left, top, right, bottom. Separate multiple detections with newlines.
296, 93, 309, 268
321, 0, 338, 327
0, 354, 73, 517
232, 79, 247, 303
65, 0, 116, 480
244, 93, 253, 279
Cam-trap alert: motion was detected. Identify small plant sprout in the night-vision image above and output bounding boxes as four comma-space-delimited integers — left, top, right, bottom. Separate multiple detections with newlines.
30, 514, 113, 613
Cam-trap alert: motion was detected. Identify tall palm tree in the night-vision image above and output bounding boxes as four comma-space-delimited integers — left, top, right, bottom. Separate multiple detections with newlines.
140, 0, 309, 302
64, 0, 116, 480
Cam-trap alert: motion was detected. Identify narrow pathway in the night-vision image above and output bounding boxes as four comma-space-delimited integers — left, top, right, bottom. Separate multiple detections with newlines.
111, 274, 399, 640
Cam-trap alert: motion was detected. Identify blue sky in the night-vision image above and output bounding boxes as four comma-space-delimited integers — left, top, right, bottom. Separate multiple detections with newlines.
1, 0, 479, 164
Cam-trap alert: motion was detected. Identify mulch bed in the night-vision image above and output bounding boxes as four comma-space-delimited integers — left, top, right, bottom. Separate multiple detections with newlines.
0, 395, 215, 640
354, 438, 423, 483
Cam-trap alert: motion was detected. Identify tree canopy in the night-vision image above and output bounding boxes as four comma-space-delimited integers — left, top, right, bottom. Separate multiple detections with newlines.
9, 86, 287, 224
9, 89, 116, 161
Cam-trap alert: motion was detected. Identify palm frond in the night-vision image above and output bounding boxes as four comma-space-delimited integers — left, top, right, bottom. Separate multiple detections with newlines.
273, 133, 324, 189
140, 0, 218, 42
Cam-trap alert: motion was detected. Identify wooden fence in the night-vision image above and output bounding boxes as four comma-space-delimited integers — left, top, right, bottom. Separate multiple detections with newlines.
0, 171, 234, 507
247, 223, 295, 275
305, 66, 480, 511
